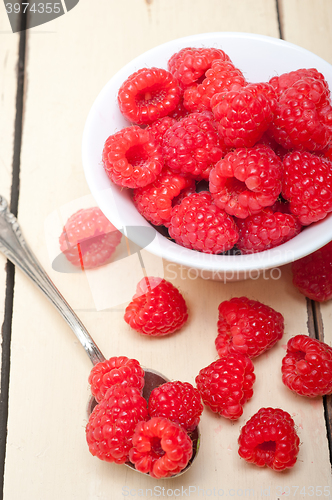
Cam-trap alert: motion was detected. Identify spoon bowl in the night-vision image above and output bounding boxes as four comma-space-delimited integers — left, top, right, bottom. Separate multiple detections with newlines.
0, 195, 200, 477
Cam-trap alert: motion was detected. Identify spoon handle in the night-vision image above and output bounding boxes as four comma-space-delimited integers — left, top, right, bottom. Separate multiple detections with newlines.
0, 196, 105, 366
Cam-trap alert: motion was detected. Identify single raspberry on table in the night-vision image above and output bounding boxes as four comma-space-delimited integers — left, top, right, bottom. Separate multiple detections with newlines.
211, 82, 277, 148
216, 297, 284, 358
236, 207, 302, 254
129, 417, 193, 478
167, 47, 231, 88
59, 207, 122, 269
86, 385, 148, 464
168, 191, 239, 254
162, 111, 225, 180
88, 356, 145, 403
124, 277, 188, 336
238, 407, 300, 471
282, 335, 332, 397
209, 145, 283, 219
148, 381, 203, 432
282, 151, 332, 225
195, 353, 255, 420
133, 169, 195, 226
269, 75, 332, 151
117, 67, 180, 124
183, 60, 246, 112
291, 241, 332, 302
102, 126, 163, 188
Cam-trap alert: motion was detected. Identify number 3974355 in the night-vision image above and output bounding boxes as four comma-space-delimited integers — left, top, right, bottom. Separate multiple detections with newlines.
6, 3, 62, 14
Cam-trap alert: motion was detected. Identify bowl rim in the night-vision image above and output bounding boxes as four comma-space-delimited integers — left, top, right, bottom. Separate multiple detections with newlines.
82, 31, 332, 273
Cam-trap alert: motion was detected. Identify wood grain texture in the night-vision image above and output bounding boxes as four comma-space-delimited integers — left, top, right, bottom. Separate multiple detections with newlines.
3, 1, 332, 499
0, 11, 20, 327
0, 13, 21, 354
278, 0, 332, 63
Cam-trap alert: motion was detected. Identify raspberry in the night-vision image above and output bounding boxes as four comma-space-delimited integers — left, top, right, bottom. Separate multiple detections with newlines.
168, 95, 191, 120
282, 151, 332, 225
162, 112, 225, 180
269, 76, 332, 151
238, 407, 300, 471
102, 126, 163, 188
291, 241, 332, 302
85, 385, 148, 464
59, 207, 122, 269
88, 356, 145, 403
124, 277, 188, 336
269, 68, 329, 93
146, 116, 177, 146
195, 353, 255, 420
148, 381, 203, 432
117, 67, 180, 124
167, 47, 231, 88
212, 83, 277, 148
216, 297, 284, 358
129, 417, 193, 478
281, 335, 332, 397
236, 208, 302, 254
183, 60, 246, 112
133, 169, 195, 226
209, 145, 283, 219
168, 191, 239, 254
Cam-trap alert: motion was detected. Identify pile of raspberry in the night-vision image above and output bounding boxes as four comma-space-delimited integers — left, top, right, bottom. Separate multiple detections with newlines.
86, 356, 202, 478
102, 47, 332, 255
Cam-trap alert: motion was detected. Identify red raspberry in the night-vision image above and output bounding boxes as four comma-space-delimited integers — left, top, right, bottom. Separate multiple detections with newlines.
117, 67, 180, 124
162, 112, 225, 180
216, 297, 284, 358
195, 353, 255, 420
183, 60, 246, 112
282, 151, 332, 225
88, 356, 145, 403
133, 169, 195, 226
102, 126, 163, 188
209, 145, 283, 219
124, 277, 188, 336
269, 68, 329, 97
236, 208, 302, 254
168, 95, 191, 120
168, 47, 231, 88
291, 241, 332, 302
59, 207, 122, 269
282, 335, 332, 397
212, 83, 277, 148
85, 385, 148, 464
238, 407, 300, 471
129, 417, 193, 478
168, 191, 239, 254
146, 116, 177, 146
148, 381, 203, 432
269, 76, 332, 151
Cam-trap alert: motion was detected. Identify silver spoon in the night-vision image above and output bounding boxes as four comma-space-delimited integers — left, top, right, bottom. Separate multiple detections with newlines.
0, 195, 199, 477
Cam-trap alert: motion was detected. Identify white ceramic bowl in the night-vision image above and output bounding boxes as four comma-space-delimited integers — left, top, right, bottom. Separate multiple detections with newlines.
82, 32, 332, 280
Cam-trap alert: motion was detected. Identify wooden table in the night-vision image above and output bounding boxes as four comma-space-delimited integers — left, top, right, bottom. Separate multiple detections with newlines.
0, 1, 332, 499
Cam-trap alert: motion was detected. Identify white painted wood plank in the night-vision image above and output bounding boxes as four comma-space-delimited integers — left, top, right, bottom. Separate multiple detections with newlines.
279, 0, 332, 64
3, 1, 332, 499
0, 11, 20, 349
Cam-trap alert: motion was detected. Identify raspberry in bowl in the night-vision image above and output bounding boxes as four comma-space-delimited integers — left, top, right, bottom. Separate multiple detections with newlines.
82, 32, 332, 281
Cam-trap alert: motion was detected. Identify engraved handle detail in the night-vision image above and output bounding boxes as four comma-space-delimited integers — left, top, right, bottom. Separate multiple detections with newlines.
0, 196, 105, 366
